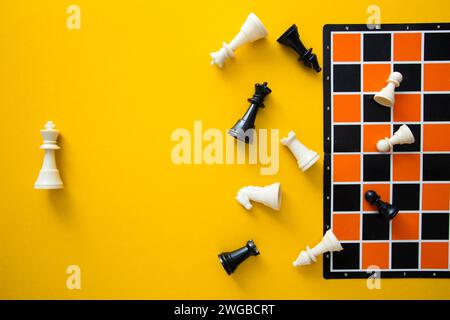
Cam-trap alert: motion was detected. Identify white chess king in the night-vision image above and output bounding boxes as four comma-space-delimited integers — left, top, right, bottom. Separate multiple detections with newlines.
293, 230, 343, 267
236, 183, 281, 211
34, 121, 64, 189
281, 131, 319, 172
376, 124, 415, 152
374, 71, 403, 107
210, 12, 268, 68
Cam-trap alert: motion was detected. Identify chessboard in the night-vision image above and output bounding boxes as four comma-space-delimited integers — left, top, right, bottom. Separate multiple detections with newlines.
323, 23, 450, 278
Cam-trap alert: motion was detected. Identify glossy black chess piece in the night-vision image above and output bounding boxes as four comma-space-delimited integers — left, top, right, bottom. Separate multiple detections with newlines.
277, 24, 321, 72
218, 240, 260, 275
365, 190, 399, 221
228, 82, 271, 144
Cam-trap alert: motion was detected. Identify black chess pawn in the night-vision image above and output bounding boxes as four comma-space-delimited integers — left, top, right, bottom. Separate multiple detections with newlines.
228, 82, 271, 144
218, 240, 260, 275
365, 190, 399, 221
277, 24, 321, 72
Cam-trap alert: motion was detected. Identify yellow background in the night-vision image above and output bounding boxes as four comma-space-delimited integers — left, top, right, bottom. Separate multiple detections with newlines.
0, 0, 449, 299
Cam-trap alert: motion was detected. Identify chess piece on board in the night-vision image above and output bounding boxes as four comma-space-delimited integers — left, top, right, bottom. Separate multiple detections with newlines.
365, 190, 399, 221
228, 82, 271, 144
293, 230, 343, 267
374, 71, 403, 107
210, 13, 268, 68
35, 121, 64, 189
281, 131, 319, 172
376, 124, 415, 152
236, 183, 281, 211
277, 24, 321, 72
218, 240, 260, 275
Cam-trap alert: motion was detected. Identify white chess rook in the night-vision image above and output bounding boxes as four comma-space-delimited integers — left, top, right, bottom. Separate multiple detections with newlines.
281, 131, 319, 172
374, 71, 403, 107
293, 230, 343, 267
236, 182, 281, 211
376, 124, 415, 152
210, 13, 268, 68
35, 121, 64, 189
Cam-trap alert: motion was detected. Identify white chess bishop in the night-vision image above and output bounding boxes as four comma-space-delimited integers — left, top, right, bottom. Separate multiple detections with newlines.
374, 71, 403, 107
210, 13, 268, 68
281, 131, 319, 172
236, 182, 281, 211
376, 124, 415, 152
35, 121, 64, 189
293, 230, 343, 267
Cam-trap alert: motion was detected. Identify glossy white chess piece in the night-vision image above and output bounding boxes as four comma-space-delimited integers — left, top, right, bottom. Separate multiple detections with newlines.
293, 230, 343, 267
35, 121, 64, 189
236, 182, 281, 211
374, 71, 403, 107
376, 124, 415, 152
210, 13, 268, 68
281, 131, 319, 172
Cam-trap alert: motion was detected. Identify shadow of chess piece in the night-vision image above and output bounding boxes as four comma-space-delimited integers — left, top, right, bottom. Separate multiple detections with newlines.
218, 240, 260, 275
277, 24, 321, 72
365, 190, 399, 221
228, 82, 271, 144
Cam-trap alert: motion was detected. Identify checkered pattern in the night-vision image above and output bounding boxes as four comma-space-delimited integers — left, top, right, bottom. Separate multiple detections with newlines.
323, 24, 450, 278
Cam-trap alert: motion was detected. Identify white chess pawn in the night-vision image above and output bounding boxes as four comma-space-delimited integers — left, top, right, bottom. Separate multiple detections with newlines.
376, 124, 415, 152
35, 121, 64, 189
374, 71, 403, 107
281, 131, 319, 172
293, 230, 343, 267
236, 183, 281, 211
210, 13, 268, 68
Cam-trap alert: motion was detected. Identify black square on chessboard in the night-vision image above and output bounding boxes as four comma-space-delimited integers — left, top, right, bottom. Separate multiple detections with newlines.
424, 94, 450, 121
363, 33, 391, 61
393, 64, 421, 91
422, 213, 450, 240
333, 65, 361, 92
363, 214, 390, 240
391, 242, 419, 269
363, 154, 390, 181
333, 125, 361, 152
363, 94, 391, 122
392, 124, 421, 152
425, 33, 450, 61
332, 243, 360, 270
333, 184, 360, 211
393, 184, 420, 211
423, 154, 450, 181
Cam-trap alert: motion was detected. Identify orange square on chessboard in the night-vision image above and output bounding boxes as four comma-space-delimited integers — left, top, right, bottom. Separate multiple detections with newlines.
363, 124, 390, 152
333, 154, 360, 182
422, 184, 450, 211
424, 63, 450, 91
333, 213, 360, 241
362, 242, 390, 269
363, 64, 391, 92
423, 124, 450, 151
393, 94, 421, 122
393, 154, 420, 181
392, 213, 419, 240
363, 184, 390, 211
333, 94, 361, 122
394, 33, 422, 61
421, 242, 449, 269
333, 34, 361, 62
